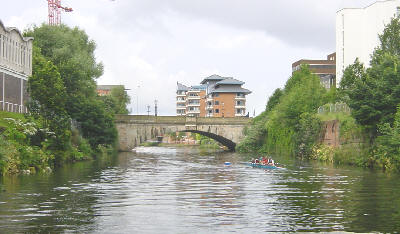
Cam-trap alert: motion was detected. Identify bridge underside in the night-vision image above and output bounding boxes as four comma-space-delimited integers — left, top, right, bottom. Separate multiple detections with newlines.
181, 130, 236, 151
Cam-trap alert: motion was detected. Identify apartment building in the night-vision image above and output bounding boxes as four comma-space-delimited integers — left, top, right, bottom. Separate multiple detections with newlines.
0, 20, 33, 113
176, 82, 189, 116
336, 0, 400, 84
292, 53, 336, 89
176, 75, 251, 117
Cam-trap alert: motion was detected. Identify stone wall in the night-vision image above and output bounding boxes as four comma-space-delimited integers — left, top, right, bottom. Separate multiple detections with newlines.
321, 120, 340, 147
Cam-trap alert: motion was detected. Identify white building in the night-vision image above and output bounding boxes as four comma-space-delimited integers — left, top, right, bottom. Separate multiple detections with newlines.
336, 0, 400, 85
0, 20, 33, 113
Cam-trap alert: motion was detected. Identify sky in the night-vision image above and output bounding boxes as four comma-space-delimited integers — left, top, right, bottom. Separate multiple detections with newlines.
1, 0, 377, 116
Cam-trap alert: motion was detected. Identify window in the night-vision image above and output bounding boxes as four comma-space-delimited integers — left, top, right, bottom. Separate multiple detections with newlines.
397, 6, 400, 17
215, 101, 219, 105
213, 93, 219, 97
215, 109, 219, 113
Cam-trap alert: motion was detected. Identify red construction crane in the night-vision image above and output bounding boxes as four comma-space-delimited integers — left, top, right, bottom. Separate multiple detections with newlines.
48, 0, 73, 26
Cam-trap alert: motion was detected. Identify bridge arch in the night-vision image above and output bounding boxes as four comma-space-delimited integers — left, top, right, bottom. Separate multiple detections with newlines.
115, 115, 251, 152
180, 130, 236, 151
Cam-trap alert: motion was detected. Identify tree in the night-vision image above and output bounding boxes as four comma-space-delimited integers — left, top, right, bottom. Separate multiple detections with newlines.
110, 86, 131, 114
339, 18, 400, 135
374, 104, 400, 171
237, 65, 327, 154
28, 46, 70, 149
265, 88, 283, 113
25, 24, 116, 149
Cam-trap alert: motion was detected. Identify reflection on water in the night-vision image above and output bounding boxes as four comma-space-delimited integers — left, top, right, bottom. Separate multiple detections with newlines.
1, 146, 400, 233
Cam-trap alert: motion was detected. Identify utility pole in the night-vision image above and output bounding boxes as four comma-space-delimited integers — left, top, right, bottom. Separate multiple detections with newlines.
154, 99, 158, 116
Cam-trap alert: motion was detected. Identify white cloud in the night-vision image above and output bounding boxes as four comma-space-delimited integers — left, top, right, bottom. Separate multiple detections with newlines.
0, 0, 379, 116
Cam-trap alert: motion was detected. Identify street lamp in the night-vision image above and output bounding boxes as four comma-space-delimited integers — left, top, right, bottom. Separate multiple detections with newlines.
136, 85, 140, 115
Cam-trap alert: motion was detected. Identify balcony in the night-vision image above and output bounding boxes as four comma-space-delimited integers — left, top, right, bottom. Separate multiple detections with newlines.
235, 113, 246, 117
187, 103, 200, 107
187, 95, 200, 100
176, 99, 186, 103
235, 105, 246, 109
206, 105, 213, 109
235, 96, 246, 100
187, 109, 200, 114
176, 106, 186, 110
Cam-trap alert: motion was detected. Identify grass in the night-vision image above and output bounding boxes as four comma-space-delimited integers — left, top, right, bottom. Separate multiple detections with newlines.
316, 111, 351, 122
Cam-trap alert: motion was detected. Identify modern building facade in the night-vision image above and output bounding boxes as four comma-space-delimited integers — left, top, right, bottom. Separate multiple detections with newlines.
0, 20, 33, 113
336, 0, 400, 85
292, 53, 336, 89
176, 75, 251, 117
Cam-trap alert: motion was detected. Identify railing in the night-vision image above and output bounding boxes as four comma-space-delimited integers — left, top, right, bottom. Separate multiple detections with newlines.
317, 102, 351, 114
0, 101, 28, 113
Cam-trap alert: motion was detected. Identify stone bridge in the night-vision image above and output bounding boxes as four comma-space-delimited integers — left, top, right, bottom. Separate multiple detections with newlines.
115, 115, 252, 151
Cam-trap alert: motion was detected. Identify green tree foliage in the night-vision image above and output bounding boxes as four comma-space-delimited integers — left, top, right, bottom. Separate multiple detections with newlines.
237, 88, 282, 152
238, 65, 326, 156
25, 24, 116, 149
339, 18, 400, 135
110, 86, 131, 114
28, 46, 70, 149
265, 88, 283, 113
295, 112, 322, 157
98, 86, 131, 114
374, 105, 400, 171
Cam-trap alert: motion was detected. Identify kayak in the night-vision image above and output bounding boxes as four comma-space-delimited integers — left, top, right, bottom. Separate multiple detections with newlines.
247, 162, 280, 169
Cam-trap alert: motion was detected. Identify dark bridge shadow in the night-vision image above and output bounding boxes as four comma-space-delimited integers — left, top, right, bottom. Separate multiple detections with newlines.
180, 130, 236, 151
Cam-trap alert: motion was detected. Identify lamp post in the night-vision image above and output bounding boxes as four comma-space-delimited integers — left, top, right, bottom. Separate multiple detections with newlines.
136, 85, 140, 115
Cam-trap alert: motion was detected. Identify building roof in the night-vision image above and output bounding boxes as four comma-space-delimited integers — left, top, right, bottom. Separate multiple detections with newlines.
0, 19, 34, 42
337, 0, 400, 13
200, 74, 229, 84
216, 78, 245, 85
97, 85, 125, 91
210, 86, 252, 94
177, 82, 189, 91
190, 84, 207, 90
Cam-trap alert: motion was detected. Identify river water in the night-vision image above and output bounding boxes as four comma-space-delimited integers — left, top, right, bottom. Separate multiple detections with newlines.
1, 146, 400, 233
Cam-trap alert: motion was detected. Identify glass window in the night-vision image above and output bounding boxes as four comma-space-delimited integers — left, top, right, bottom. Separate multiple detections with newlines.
215, 109, 219, 113
215, 101, 219, 105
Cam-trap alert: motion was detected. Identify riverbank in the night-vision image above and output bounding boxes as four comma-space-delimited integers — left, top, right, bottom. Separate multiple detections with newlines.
0, 111, 116, 176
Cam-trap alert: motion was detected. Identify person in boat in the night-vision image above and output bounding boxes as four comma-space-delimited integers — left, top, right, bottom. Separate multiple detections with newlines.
268, 158, 275, 166
261, 157, 268, 165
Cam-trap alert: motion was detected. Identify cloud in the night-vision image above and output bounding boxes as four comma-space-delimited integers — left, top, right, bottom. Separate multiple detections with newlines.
0, 0, 380, 116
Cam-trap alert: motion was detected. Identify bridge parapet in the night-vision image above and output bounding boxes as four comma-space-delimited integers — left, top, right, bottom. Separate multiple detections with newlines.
115, 115, 186, 124
115, 115, 251, 125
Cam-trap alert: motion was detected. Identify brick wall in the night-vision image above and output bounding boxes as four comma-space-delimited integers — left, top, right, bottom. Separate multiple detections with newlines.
213, 93, 236, 117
